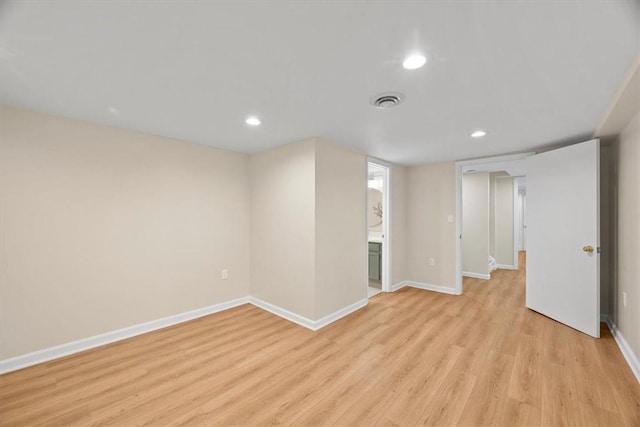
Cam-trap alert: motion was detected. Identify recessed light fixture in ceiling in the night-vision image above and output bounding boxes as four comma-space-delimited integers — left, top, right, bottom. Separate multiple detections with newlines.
403, 54, 427, 70
107, 106, 120, 116
471, 130, 487, 138
245, 116, 261, 126
370, 92, 405, 109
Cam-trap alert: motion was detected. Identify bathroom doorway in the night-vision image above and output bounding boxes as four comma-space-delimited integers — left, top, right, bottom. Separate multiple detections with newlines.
367, 161, 389, 297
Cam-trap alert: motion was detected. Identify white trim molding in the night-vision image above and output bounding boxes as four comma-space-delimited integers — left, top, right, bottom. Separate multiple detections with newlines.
604, 316, 640, 383
462, 271, 491, 280
391, 281, 406, 292
0, 296, 251, 375
496, 264, 518, 270
391, 281, 461, 296
0, 296, 370, 375
248, 297, 316, 330
248, 297, 368, 331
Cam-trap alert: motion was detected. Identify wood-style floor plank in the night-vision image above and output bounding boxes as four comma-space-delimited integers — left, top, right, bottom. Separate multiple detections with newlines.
1, 252, 639, 426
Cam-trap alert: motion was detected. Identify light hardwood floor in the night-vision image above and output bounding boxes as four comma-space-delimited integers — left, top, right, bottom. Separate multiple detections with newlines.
1, 252, 639, 426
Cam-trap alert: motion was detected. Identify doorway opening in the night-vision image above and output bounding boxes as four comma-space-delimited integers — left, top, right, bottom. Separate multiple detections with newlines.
367, 160, 390, 297
455, 154, 531, 294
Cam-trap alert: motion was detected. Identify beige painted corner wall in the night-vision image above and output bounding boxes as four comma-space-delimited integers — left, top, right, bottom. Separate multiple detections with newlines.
615, 111, 640, 363
406, 162, 456, 288
462, 172, 490, 276
0, 107, 251, 360
315, 140, 367, 319
489, 174, 497, 258
391, 164, 407, 285
495, 176, 515, 266
249, 140, 316, 319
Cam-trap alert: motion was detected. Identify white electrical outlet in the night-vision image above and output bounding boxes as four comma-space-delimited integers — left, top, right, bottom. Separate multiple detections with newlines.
447, 214, 454, 223
221, 269, 229, 280
429, 258, 435, 266
623, 292, 627, 308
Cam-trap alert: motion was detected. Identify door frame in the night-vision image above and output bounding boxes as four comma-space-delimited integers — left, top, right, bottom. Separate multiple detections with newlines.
367, 158, 392, 293
512, 176, 526, 267
455, 153, 534, 294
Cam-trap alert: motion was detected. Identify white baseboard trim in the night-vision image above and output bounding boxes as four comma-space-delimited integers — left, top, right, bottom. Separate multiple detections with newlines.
604, 316, 640, 384
0, 296, 251, 375
0, 295, 370, 375
248, 297, 368, 331
248, 297, 315, 330
391, 281, 460, 296
496, 264, 517, 270
600, 313, 609, 323
391, 281, 407, 292
312, 299, 368, 330
462, 271, 491, 280
405, 281, 461, 295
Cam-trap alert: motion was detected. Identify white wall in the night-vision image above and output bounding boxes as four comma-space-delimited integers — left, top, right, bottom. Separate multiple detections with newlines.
0, 107, 251, 360
462, 172, 490, 277
406, 162, 457, 288
249, 140, 316, 319
495, 176, 515, 267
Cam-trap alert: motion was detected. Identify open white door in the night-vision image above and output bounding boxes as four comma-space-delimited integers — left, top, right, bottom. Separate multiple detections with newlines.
526, 139, 600, 338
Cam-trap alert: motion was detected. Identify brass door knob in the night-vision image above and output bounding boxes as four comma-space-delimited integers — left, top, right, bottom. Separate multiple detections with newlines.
583, 245, 594, 253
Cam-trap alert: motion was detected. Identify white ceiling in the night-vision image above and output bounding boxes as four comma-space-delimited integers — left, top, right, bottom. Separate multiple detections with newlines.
1, 1, 638, 165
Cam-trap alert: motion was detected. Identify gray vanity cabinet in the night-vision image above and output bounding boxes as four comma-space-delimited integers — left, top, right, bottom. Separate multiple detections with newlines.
368, 242, 381, 281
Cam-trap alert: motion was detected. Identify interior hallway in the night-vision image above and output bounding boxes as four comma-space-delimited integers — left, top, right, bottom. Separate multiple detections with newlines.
1, 252, 638, 426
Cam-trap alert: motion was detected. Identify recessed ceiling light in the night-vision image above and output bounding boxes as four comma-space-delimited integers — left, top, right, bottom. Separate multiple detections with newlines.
471, 130, 487, 138
107, 107, 120, 116
245, 116, 261, 126
403, 54, 427, 70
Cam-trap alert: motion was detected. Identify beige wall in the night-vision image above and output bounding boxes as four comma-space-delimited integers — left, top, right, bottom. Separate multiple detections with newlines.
0, 107, 459, 361
615, 112, 640, 362
391, 164, 407, 286
489, 173, 497, 258
315, 140, 367, 319
462, 172, 490, 277
250, 139, 367, 321
495, 176, 515, 266
406, 162, 456, 288
0, 107, 251, 359
249, 140, 316, 319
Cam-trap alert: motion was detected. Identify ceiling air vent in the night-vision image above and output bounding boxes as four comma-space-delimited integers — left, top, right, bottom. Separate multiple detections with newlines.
370, 92, 404, 109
